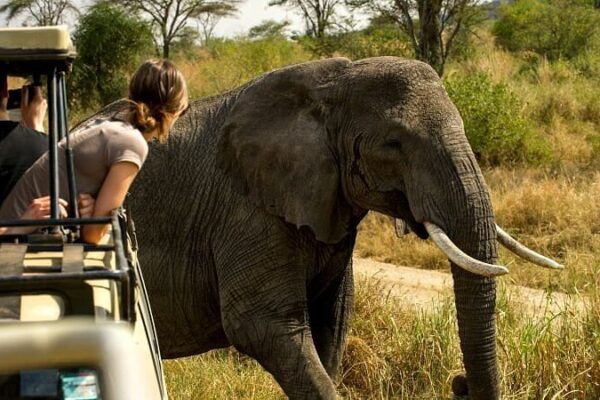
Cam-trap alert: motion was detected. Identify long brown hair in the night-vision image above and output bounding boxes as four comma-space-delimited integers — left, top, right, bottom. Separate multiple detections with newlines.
128, 59, 188, 143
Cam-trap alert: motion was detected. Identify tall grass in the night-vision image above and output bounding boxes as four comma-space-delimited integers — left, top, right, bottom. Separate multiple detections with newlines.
164, 350, 284, 399
164, 278, 598, 399
175, 37, 313, 99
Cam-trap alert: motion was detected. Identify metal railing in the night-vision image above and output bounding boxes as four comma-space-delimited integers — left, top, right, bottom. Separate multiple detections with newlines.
0, 213, 136, 322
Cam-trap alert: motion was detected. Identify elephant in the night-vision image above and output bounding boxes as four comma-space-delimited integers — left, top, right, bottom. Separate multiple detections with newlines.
84, 57, 560, 399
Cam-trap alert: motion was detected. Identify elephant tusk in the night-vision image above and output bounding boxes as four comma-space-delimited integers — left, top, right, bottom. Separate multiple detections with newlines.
424, 222, 509, 277
496, 225, 563, 269
394, 218, 411, 237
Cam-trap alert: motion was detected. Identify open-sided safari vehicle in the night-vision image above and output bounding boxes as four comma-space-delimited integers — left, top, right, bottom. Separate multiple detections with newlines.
0, 26, 166, 399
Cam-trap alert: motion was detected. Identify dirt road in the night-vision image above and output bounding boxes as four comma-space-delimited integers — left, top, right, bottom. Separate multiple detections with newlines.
353, 257, 586, 316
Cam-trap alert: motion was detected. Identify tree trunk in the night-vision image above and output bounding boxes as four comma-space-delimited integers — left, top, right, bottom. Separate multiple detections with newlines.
162, 42, 170, 59
417, 0, 443, 76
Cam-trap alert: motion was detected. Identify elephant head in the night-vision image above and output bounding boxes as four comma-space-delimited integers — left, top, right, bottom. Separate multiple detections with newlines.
217, 57, 560, 398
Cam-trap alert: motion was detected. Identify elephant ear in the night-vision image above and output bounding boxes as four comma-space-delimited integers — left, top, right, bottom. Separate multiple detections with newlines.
218, 58, 354, 244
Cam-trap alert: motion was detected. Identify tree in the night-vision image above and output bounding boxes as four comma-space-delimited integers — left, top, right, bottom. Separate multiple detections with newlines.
197, 12, 221, 46
70, 2, 154, 109
248, 19, 291, 39
347, 0, 486, 76
0, 0, 79, 26
114, 0, 240, 58
493, 0, 600, 60
268, 0, 344, 38
171, 26, 201, 58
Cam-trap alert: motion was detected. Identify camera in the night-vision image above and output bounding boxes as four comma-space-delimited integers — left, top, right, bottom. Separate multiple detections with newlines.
7, 84, 39, 109
7, 88, 22, 109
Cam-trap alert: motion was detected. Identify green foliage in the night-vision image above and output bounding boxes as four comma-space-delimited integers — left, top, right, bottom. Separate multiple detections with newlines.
493, 0, 600, 61
115, 0, 239, 58
444, 72, 551, 166
445, 20, 481, 63
248, 19, 291, 39
588, 134, 600, 166
70, 3, 154, 110
298, 20, 412, 59
171, 26, 201, 60
572, 31, 600, 79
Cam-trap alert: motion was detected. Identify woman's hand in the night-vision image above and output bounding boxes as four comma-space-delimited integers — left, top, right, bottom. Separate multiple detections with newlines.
21, 196, 68, 220
77, 193, 96, 218
0, 196, 68, 235
21, 85, 47, 132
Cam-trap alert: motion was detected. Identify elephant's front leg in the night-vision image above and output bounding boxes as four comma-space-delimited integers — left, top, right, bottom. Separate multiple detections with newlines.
216, 243, 337, 399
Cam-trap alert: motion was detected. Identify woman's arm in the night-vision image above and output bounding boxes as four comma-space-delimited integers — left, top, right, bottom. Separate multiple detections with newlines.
21, 85, 47, 132
81, 162, 139, 244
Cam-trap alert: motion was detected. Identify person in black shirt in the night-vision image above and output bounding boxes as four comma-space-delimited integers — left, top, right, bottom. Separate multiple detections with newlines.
0, 77, 89, 235
0, 77, 48, 206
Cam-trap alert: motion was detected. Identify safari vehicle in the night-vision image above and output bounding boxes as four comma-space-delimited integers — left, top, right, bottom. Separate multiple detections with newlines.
0, 26, 166, 399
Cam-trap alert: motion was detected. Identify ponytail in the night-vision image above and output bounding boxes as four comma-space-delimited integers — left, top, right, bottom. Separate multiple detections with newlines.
127, 59, 188, 143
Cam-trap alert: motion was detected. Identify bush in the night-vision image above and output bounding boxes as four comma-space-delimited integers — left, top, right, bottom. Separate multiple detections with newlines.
493, 0, 600, 61
299, 21, 412, 60
70, 3, 154, 110
572, 31, 600, 79
444, 72, 550, 165
170, 26, 201, 60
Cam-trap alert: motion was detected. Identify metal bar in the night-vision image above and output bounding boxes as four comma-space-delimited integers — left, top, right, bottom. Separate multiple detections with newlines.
22, 265, 107, 273
26, 244, 115, 253
46, 70, 59, 222
111, 215, 129, 273
0, 270, 127, 283
57, 72, 65, 141
111, 214, 134, 321
0, 216, 112, 227
59, 72, 79, 221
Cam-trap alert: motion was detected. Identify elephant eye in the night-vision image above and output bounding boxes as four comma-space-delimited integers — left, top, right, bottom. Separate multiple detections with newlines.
383, 139, 403, 151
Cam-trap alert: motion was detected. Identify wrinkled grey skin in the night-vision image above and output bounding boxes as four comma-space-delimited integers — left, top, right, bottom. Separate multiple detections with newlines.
95, 57, 499, 399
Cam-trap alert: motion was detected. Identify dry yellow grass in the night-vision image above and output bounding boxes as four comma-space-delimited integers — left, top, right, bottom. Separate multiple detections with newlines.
175, 39, 313, 99
164, 350, 284, 399
165, 276, 598, 399
355, 213, 446, 270
488, 167, 600, 293
354, 167, 600, 294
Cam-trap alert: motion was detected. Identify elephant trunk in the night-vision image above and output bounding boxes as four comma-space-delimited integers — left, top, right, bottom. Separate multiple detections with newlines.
416, 135, 500, 399
452, 262, 499, 400
448, 153, 499, 399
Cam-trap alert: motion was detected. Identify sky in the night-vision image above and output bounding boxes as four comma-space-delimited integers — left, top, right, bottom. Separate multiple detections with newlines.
0, 0, 365, 39
214, 0, 305, 37
0, 0, 306, 38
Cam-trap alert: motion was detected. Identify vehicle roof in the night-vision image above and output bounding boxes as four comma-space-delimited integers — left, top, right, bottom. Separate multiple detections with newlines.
0, 25, 76, 75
